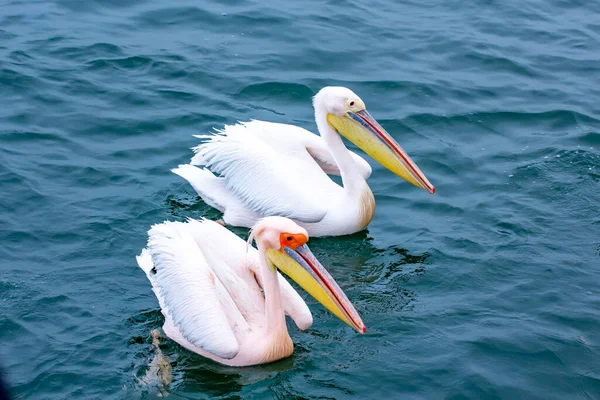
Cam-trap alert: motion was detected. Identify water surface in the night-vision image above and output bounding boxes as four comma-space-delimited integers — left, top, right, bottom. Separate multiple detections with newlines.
1, 0, 599, 399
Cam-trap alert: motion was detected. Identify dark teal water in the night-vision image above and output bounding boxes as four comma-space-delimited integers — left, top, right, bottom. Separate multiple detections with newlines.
1, 0, 599, 399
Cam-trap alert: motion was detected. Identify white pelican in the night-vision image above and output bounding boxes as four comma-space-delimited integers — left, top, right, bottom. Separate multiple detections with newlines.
136, 216, 365, 367
173, 86, 434, 237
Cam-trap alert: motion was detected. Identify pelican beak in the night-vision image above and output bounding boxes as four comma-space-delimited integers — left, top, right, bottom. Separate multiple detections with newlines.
266, 240, 366, 334
327, 110, 435, 194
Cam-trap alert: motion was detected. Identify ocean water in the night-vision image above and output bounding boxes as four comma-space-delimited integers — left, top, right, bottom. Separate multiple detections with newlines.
1, 0, 599, 398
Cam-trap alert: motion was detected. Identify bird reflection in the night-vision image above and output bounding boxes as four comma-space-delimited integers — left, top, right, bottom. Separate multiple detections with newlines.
131, 327, 303, 398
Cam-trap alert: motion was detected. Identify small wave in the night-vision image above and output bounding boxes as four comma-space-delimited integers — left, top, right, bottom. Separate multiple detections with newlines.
0, 129, 70, 143
0, 28, 17, 41
236, 82, 315, 101
573, 131, 600, 147
49, 42, 123, 61
407, 109, 600, 127
0, 67, 41, 95
86, 55, 156, 72
135, 6, 219, 29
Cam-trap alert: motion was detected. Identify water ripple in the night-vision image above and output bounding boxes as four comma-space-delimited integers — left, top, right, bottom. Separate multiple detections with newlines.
1, 0, 600, 398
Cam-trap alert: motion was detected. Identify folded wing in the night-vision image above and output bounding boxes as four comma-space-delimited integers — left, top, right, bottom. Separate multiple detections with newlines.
236, 120, 372, 179
185, 218, 313, 330
191, 125, 328, 223
145, 221, 240, 359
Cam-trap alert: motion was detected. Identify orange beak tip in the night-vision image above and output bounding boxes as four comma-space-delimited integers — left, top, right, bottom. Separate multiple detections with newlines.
430, 186, 436, 194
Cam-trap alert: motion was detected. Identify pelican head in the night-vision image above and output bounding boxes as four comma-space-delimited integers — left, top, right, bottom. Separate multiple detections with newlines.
313, 86, 435, 194
251, 216, 366, 333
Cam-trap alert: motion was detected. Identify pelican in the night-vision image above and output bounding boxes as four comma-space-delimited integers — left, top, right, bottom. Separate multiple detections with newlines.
173, 86, 434, 237
136, 216, 365, 367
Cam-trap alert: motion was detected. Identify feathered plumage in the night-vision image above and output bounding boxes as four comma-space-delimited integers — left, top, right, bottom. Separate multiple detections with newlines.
173, 86, 434, 236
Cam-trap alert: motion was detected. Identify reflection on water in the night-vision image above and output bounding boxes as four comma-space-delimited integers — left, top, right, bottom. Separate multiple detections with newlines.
127, 298, 310, 398
135, 330, 172, 398
128, 325, 303, 399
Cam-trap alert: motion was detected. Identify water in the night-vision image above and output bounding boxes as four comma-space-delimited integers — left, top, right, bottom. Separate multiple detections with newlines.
1, 0, 599, 398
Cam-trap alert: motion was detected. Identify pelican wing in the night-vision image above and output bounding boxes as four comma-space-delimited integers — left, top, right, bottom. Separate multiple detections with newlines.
191, 124, 328, 223
307, 145, 372, 179
185, 218, 314, 330
231, 120, 372, 179
146, 221, 240, 359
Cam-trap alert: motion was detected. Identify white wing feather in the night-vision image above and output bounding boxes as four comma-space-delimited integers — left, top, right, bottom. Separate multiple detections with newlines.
186, 218, 313, 330
237, 120, 372, 179
146, 221, 240, 359
192, 125, 328, 223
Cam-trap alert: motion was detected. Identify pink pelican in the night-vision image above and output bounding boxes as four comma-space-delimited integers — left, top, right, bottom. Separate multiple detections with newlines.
172, 86, 435, 237
136, 216, 365, 367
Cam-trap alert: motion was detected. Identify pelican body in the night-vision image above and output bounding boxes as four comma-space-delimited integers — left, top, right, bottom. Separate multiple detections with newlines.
136, 217, 365, 367
173, 86, 434, 237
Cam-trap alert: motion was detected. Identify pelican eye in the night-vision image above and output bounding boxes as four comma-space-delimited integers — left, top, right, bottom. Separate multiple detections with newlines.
287, 236, 292, 241
349, 101, 355, 107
